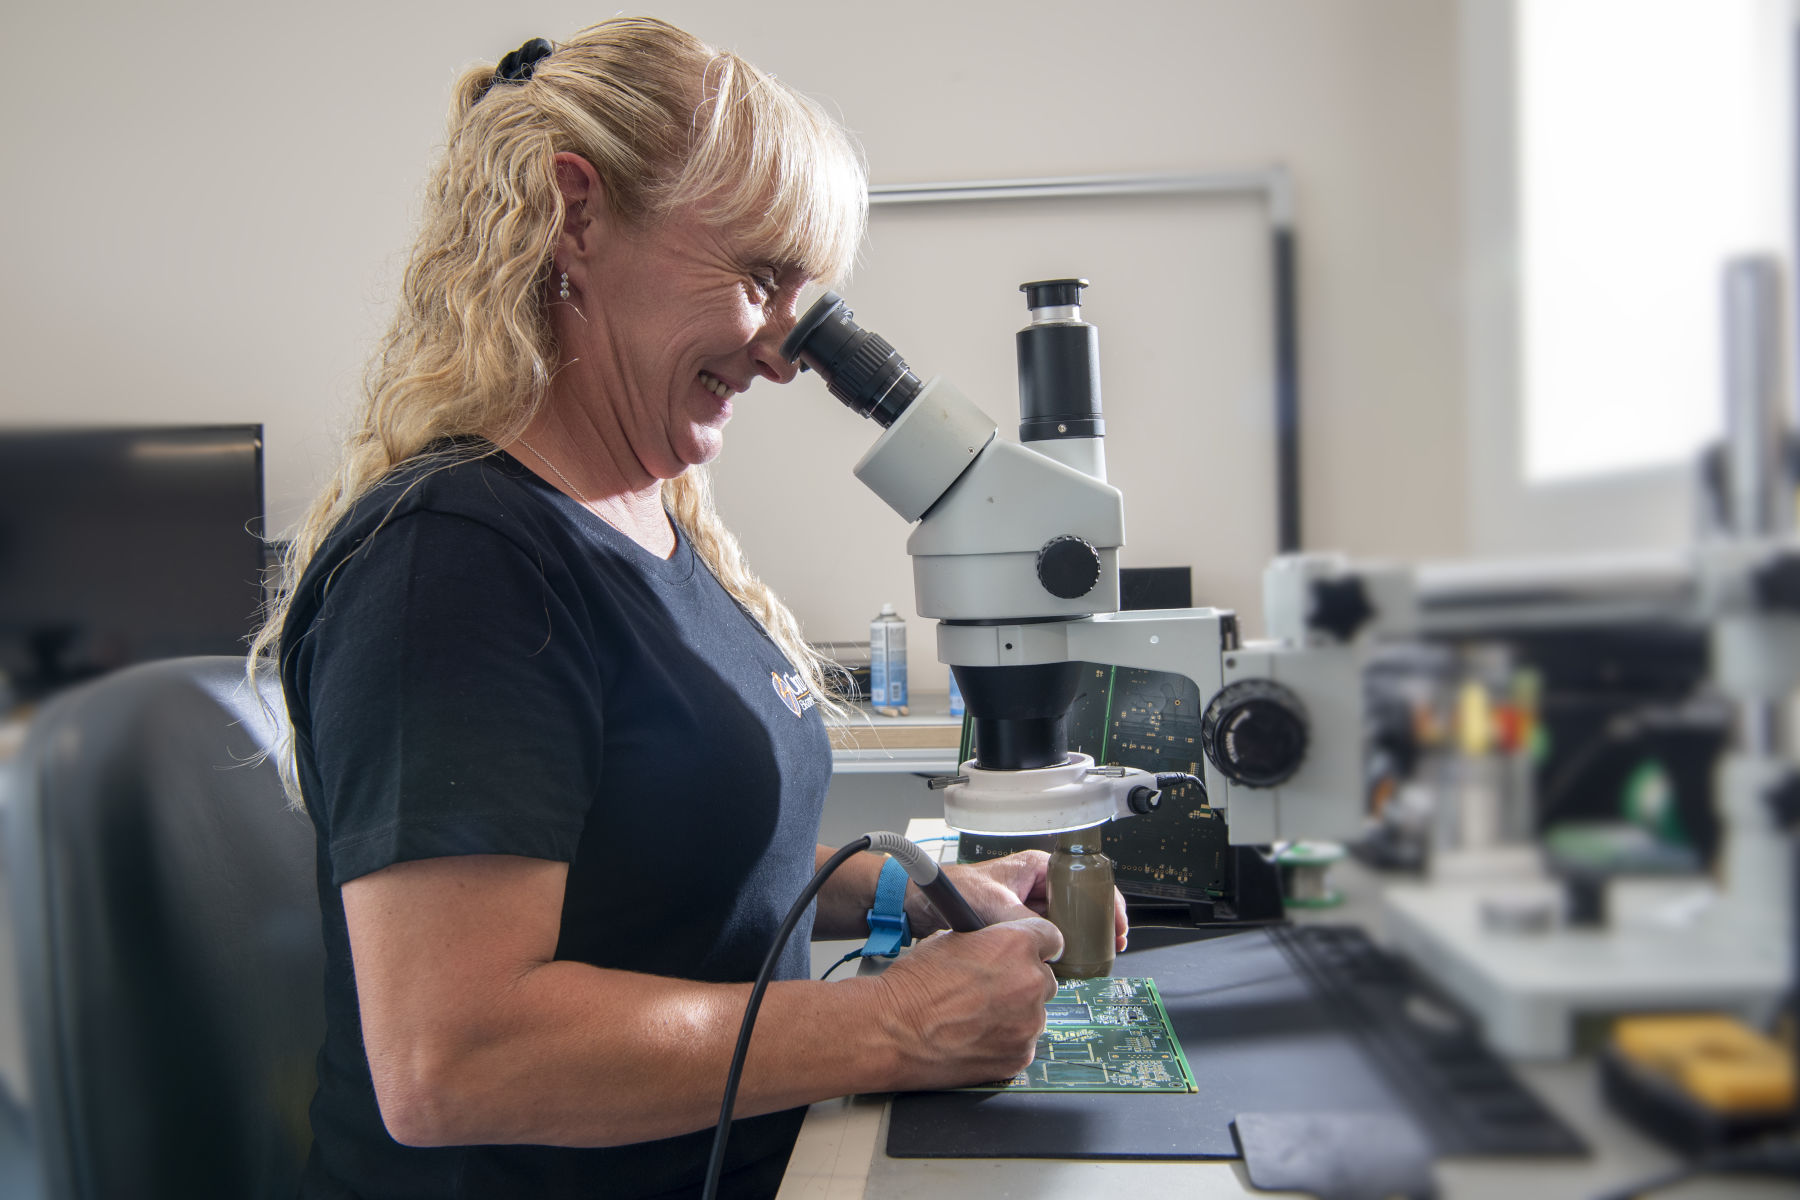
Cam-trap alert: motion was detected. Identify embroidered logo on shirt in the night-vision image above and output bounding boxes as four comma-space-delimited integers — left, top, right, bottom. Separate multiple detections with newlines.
771, 670, 815, 717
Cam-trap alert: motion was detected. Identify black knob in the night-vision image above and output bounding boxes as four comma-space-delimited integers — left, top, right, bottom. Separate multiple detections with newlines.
1201, 680, 1309, 788
1562, 869, 1608, 928
1308, 577, 1376, 642
1766, 770, 1800, 832
1128, 785, 1162, 815
1753, 553, 1800, 613
1037, 535, 1101, 599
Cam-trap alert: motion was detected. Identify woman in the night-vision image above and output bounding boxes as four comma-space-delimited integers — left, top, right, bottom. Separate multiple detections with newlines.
251, 18, 1125, 1199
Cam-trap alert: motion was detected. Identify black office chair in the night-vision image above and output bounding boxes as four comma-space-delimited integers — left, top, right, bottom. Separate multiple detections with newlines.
1, 656, 323, 1199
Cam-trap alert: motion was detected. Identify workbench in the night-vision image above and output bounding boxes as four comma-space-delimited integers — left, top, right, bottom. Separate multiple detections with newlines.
778, 829, 1795, 1200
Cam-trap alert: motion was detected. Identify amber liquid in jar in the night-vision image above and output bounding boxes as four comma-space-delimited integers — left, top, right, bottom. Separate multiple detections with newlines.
1047, 827, 1115, 980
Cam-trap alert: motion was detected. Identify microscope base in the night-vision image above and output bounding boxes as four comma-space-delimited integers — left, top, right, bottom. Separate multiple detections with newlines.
1383, 877, 1790, 1060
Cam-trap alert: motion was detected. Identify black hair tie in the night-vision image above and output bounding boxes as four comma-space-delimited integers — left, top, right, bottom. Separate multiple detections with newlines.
495, 37, 553, 85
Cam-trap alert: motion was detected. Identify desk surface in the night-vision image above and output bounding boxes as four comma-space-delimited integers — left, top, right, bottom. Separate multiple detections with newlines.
779, 828, 1795, 1200
827, 700, 961, 776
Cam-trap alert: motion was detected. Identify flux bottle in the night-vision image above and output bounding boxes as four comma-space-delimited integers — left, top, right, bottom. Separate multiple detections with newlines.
1048, 827, 1115, 980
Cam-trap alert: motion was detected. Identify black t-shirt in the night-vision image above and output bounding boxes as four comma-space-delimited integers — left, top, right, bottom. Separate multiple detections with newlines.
280, 445, 832, 1199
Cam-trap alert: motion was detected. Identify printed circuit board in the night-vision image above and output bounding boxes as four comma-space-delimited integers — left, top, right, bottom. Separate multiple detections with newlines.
961, 976, 1196, 1093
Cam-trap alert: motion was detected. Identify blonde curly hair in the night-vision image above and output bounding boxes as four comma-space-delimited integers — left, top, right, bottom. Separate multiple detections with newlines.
249, 17, 866, 805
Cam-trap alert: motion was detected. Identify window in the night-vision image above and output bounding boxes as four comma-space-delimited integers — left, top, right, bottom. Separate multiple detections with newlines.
1519, 0, 1770, 482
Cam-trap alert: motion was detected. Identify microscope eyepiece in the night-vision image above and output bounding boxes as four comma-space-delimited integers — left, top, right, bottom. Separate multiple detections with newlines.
1021, 277, 1089, 312
1016, 278, 1103, 443
782, 292, 923, 428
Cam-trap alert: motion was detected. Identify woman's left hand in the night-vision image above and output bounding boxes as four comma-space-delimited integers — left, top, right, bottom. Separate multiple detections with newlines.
909, 850, 1129, 953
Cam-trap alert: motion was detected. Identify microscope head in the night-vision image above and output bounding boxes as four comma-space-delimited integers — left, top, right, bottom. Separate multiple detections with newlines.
787, 286, 1164, 835
782, 291, 1105, 775
789, 287, 1370, 848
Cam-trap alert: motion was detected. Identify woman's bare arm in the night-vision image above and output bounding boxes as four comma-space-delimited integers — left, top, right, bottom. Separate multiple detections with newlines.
343, 853, 1061, 1149
810, 845, 1129, 949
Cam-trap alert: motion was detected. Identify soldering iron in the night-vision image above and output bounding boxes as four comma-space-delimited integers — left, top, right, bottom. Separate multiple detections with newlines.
701, 832, 985, 1200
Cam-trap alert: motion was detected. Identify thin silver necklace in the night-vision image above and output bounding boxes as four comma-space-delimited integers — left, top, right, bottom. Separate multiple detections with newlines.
513, 436, 671, 553
514, 435, 592, 505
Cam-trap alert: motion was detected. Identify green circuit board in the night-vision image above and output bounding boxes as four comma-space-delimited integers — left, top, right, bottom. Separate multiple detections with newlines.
961, 977, 1196, 1093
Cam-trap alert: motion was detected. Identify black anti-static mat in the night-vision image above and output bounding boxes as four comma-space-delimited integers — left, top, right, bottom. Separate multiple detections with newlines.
888, 927, 1407, 1159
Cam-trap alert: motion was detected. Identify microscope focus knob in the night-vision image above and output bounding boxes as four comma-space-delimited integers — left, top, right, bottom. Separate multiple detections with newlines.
1201, 680, 1309, 788
1037, 535, 1102, 599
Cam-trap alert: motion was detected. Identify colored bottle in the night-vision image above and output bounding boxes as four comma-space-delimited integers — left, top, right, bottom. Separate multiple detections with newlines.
869, 603, 909, 716
1048, 828, 1115, 980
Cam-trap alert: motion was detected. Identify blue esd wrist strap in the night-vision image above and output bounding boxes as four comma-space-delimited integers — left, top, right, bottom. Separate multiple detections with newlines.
860, 855, 913, 959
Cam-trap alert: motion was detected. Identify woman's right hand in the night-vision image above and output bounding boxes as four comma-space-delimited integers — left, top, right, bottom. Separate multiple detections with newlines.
866, 915, 1064, 1090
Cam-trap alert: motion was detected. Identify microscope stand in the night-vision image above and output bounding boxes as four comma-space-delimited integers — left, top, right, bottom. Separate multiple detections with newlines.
1383, 876, 1789, 1059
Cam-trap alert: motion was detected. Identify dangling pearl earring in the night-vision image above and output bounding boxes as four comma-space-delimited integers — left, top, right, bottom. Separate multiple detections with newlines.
558, 271, 570, 301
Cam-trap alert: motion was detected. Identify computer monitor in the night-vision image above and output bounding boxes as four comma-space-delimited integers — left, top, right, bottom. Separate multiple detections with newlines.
0, 425, 266, 704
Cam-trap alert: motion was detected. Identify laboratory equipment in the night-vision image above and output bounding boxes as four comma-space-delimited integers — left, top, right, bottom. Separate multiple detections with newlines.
1373, 539, 1800, 1054
783, 278, 1369, 995
1600, 1014, 1794, 1155
782, 280, 1372, 848
785, 263, 1798, 1063
1376, 258, 1800, 1057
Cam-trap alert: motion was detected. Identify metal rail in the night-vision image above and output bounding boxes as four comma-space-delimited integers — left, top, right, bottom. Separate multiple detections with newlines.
1411, 550, 1700, 635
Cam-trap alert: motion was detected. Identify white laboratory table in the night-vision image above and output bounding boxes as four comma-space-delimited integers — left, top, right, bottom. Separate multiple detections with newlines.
778, 823, 1796, 1200
827, 699, 961, 777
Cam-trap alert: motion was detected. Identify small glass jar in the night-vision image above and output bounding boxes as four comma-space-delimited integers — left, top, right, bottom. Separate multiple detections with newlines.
1047, 827, 1115, 980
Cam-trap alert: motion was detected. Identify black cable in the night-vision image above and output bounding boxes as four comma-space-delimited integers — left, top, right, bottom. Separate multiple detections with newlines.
818, 949, 861, 981
1535, 711, 1652, 826
1535, 699, 1727, 828
701, 833, 990, 1199
1154, 772, 1206, 802
700, 836, 870, 1200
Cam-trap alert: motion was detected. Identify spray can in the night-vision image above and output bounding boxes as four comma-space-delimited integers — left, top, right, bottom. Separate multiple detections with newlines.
869, 603, 909, 716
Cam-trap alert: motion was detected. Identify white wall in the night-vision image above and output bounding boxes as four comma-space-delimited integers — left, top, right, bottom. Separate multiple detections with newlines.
0, 1, 1468, 689
1458, 0, 1798, 560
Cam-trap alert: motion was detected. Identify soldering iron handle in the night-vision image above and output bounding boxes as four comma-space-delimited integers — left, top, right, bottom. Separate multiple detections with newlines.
920, 875, 986, 933
859, 830, 988, 933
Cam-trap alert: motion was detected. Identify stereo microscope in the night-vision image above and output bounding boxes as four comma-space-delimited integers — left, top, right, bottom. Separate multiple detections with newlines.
782, 279, 1378, 845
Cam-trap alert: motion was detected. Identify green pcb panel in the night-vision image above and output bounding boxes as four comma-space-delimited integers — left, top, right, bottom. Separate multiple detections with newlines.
962, 977, 1196, 1093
